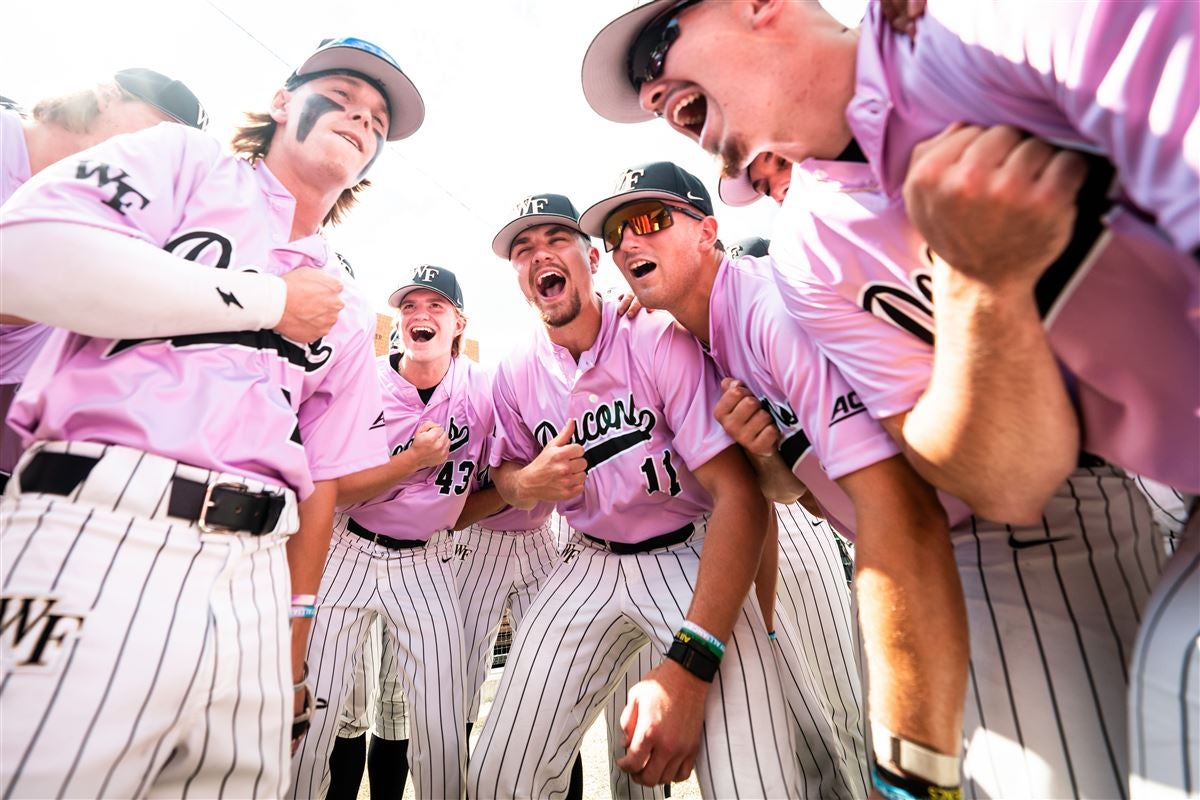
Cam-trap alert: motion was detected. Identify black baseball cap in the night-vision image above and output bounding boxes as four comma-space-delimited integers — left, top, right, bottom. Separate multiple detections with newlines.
578, 160, 714, 237
287, 37, 424, 141
728, 236, 770, 259
582, 0, 694, 123
113, 68, 208, 130
491, 193, 586, 258
388, 265, 465, 310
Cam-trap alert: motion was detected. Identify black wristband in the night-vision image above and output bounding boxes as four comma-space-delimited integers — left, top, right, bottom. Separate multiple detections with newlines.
666, 638, 719, 682
872, 762, 963, 800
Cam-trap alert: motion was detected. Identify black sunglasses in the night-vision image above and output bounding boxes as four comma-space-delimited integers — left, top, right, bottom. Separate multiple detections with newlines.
627, 0, 703, 88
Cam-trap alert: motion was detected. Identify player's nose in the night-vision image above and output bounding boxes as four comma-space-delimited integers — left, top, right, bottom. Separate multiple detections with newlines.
638, 80, 666, 117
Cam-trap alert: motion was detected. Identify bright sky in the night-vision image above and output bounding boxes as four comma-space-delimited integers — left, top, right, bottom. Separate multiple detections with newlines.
2, 0, 864, 362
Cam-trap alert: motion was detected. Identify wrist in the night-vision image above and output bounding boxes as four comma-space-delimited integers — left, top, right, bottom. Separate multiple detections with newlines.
871, 721, 961, 789
259, 272, 288, 329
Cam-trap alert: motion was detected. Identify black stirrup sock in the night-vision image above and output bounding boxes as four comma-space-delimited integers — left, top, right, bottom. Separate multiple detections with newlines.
326, 734, 366, 800
367, 735, 409, 800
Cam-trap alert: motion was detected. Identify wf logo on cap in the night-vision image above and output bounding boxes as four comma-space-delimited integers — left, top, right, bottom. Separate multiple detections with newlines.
615, 168, 645, 192
413, 265, 440, 282
516, 196, 550, 216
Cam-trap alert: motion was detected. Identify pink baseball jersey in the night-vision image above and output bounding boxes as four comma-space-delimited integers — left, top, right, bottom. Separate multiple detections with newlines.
707, 253, 906, 537
850, 0, 1199, 252
771, 155, 1200, 493
0, 109, 54, 387
0, 123, 387, 499
342, 354, 493, 540
489, 297, 732, 544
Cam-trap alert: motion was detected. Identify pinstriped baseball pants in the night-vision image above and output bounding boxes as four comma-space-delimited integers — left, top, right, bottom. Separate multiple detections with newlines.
288, 519, 466, 800
467, 518, 828, 799
0, 443, 294, 800
607, 502, 867, 799
956, 464, 1164, 799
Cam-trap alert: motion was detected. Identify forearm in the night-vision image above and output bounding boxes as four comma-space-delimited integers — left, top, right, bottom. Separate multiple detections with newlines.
287, 480, 337, 679
754, 505, 779, 632
747, 450, 807, 505
686, 452, 769, 642
336, 450, 425, 506
900, 259, 1078, 523
1, 222, 286, 337
492, 461, 535, 510
454, 486, 508, 531
845, 459, 967, 757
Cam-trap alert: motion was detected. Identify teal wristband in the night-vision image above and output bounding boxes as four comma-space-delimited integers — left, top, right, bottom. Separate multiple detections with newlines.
679, 620, 726, 658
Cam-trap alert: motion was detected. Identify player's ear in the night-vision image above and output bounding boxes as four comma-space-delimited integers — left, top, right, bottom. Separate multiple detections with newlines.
95, 81, 122, 112
454, 311, 467, 338
587, 245, 601, 274
698, 216, 720, 252
748, 0, 786, 29
269, 88, 291, 124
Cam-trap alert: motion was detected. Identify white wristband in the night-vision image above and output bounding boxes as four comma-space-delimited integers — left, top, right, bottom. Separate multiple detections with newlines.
871, 721, 961, 788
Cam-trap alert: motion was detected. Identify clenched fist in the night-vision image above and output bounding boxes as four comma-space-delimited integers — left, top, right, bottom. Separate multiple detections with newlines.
409, 420, 450, 470
714, 378, 779, 458
277, 267, 345, 343
903, 123, 1089, 291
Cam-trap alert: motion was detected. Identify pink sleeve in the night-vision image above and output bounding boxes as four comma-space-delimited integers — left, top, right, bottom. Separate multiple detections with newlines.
1054, 1, 1200, 251
488, 360, 540, 468
298, 303, 389, 482
755, 292, 901, 482
643, 323, 733, 472
769, 236, 933, 421
0, 123, 210, 245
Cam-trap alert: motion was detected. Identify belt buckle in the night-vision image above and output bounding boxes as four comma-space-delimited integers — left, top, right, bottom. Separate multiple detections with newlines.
199, 481, 250, 533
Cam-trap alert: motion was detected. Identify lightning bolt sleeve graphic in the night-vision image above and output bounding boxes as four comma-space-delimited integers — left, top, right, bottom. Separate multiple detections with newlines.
216, 287, 244, 309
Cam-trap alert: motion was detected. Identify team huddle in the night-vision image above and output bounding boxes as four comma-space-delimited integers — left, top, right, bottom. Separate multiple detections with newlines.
1, 2, 1197, 799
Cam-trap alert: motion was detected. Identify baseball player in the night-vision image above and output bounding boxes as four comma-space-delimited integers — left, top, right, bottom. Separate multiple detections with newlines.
607, 228, 867, 800
0, 37, 419, 798
290, 265, 489, 800
581, 5, 1193, 798
577, 160, 966, 798
0, 68, 208, 492
467, 190, 852, 799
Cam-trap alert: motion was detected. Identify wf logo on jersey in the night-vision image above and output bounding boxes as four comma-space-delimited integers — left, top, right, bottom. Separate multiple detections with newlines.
1, 595, 86, 671
76, 160, 150, 216
533, 394, 657, 472
830, 391, 866, 426
560, 543, 580, 563
515, 196, 549, 216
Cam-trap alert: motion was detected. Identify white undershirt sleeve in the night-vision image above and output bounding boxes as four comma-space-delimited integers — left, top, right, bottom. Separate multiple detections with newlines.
1, 221, 287, 338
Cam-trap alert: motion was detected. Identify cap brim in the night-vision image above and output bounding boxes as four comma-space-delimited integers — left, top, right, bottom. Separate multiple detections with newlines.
578, 189, 695, 237
581, 0, 677, 123
387, 285, 459, 309
718, 171, 763, 207
298, 47, 425, 141
491, 214, 586, 259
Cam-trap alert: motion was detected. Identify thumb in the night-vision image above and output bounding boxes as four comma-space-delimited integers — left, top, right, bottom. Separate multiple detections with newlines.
552, 419, 577, 446
620, 691, 639, 747
417, 420, 437, 434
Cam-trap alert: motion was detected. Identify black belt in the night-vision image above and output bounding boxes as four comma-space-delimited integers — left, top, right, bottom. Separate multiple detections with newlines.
19, 451, 285, 535
583, 522, 694, 555
346, 518, 427, 550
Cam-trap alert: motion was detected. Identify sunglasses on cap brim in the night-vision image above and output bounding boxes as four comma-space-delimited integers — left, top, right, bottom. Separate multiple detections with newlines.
602, 199, 706, 252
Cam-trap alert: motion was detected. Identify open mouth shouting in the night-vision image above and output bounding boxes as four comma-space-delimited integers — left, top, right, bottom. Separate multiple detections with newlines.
626, 258, 658, 280
534, 267, 568, 301
408, 324, 436, 343
666, 89, 707, 139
